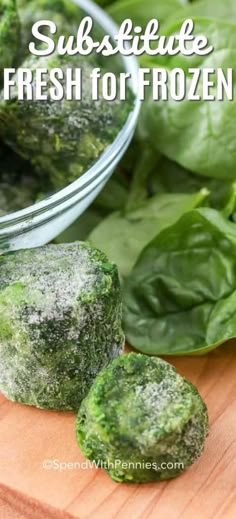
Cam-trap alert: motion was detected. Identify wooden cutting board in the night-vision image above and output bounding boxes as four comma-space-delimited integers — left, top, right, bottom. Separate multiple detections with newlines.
1, 342, 236, 519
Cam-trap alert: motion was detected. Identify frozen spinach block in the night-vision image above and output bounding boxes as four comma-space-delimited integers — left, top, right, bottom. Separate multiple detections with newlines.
76, 353, 209, 483
0, 242, 124, 410
0, 0, 20, 81
0, 55, 133, 190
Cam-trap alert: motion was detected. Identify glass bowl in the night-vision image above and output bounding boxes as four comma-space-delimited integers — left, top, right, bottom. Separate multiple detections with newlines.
0, 0, 140, 253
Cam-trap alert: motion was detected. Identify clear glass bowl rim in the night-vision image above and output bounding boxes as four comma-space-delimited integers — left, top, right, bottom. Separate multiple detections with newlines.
0, 0, 140, 225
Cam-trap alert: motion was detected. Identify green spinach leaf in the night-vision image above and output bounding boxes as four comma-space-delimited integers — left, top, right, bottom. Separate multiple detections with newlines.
124, 207, 236, 355
140, 18, 236, 179
89, 190, 208, 278
165, 0, 236, 27
108, 0, 187, 30
150, 157, 234, 212
125, 143, 160, 211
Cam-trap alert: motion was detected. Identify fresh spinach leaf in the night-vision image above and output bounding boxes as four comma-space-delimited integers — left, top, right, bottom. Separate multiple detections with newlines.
221, 183, 236, 219
89, 190, 208, 278
165, 0, 236, 27
124, 207, 236, 355
125, 143, 160, 211
140, 17, 236, 179
95, 175, 129, 211
150, 157, 234, 212
108, 0, 187, 30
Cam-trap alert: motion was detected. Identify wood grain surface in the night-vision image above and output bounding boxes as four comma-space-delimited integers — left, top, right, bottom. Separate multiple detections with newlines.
0, 342, 236, 519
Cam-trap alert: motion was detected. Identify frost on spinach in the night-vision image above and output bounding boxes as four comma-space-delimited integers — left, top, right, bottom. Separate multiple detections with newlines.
124, 208, 236, 355
0, 0, 20, 81
0, 242, 124, 410
77, 353, 208, 483
140, 17, 236, 180
0, 54, 133, 190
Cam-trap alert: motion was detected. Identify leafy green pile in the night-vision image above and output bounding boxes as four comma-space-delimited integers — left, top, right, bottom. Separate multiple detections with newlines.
59, 0, 236, 356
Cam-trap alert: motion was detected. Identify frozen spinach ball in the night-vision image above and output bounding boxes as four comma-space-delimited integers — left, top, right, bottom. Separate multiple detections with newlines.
0, 0, 20, 81
0, 242, 124, 410
76, 353, 208, 483
0, 55, 133, 190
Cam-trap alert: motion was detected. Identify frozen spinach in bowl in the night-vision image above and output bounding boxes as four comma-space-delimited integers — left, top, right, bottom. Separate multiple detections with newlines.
0, 0, 139, 252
